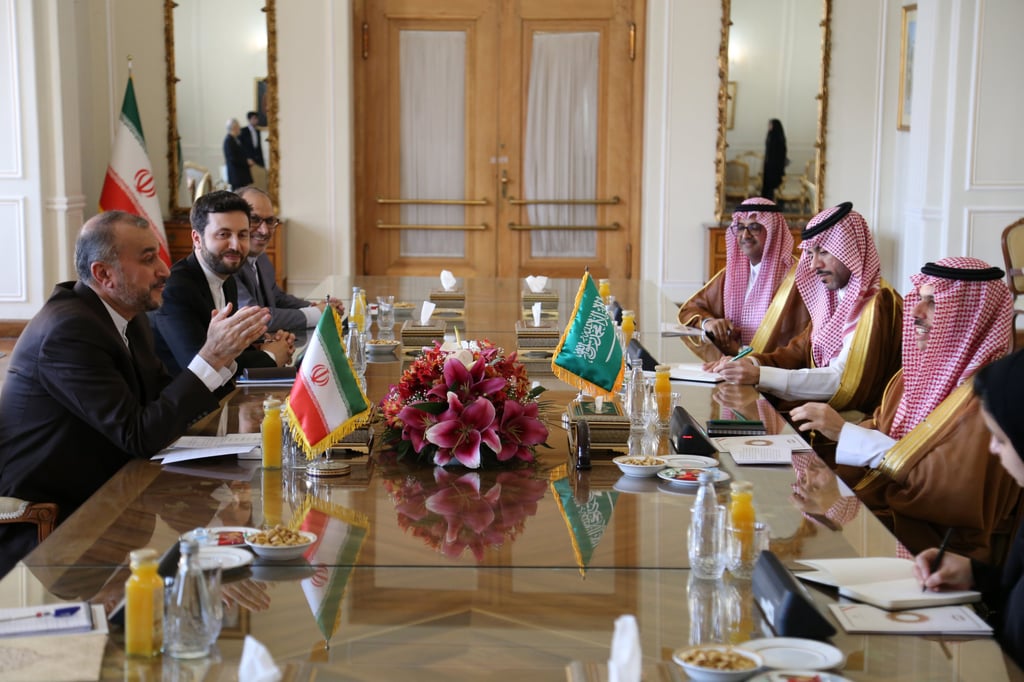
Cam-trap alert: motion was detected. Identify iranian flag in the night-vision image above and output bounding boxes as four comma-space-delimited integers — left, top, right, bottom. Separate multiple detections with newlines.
286, 307, 371, 456
98, 74, 170, 265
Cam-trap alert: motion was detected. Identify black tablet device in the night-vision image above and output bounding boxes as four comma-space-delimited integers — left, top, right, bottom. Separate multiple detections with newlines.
752, 550, 837, 640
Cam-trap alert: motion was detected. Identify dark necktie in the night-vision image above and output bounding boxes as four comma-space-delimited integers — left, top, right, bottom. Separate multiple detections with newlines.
252, 261, 266, 307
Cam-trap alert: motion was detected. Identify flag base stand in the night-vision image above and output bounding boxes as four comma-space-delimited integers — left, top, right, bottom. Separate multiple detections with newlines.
306, 460, 352, 478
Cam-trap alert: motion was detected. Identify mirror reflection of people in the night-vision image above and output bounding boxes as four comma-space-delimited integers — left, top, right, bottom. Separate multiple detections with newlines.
914, 350, 1024, 669
761, 118, 787, 201
222, 118, 253, 191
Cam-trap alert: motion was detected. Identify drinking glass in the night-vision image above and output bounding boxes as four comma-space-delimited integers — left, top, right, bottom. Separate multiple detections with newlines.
726, 521, 770, 579
346, 329, 367, 392
377, 295, 395, 337
688, 503, 726, 579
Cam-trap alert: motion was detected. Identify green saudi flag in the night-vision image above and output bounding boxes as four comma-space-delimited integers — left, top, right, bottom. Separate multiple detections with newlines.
551, 476, 619, 575
551, 271, 625, 397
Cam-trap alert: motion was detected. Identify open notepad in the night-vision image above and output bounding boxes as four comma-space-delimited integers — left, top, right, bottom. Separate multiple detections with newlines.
829, 602, 992, 635
0, 602, 96, 638
714, 434, 809, 465
797, 557, 981, 610
152, 434, 262, 464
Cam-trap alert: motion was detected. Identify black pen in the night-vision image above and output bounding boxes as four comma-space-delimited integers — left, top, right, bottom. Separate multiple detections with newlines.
924, 527, 954, 592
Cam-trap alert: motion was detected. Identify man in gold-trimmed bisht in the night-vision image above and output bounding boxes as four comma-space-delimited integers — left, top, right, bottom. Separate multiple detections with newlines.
678, 198, 808, 356
790, 257, 1019, 562
713, 202, 902, 415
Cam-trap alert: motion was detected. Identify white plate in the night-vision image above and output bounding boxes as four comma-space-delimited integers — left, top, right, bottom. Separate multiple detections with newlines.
657, 467, 731, 489
662, 454, 719, 469
747, 672, 853, 682
182, 526, 259, 547
738, 638, 845, 671
197, 546, 253, 571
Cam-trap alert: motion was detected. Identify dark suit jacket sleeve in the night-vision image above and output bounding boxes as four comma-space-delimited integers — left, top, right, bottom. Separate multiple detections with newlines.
37, 303, 218, 457
235, 260, 308, 331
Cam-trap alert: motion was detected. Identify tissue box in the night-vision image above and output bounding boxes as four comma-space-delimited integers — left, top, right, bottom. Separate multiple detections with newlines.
401, 319, 446, 350
565, 397, 631, 450
429, 289, 465, 309
515, 319, 560, 349
522, 288, 559, 310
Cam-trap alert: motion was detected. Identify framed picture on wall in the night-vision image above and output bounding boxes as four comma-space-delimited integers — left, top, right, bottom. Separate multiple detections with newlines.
727, 81, 737, 130
897, 4, 917, 131
254, 77, 269, 129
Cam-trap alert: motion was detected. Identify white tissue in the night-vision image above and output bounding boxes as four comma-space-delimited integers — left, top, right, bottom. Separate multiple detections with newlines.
532, 301, 543, 327
420, 301, 436, 326
440, 270, 457, 292
239, 635, 282, 682
525, 275, 549, 293
607, 615, 641, 682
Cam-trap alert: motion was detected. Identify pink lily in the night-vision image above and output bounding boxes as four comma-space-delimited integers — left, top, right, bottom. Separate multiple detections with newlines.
425, 392, 500, 468
495, 400, 549, 462
427, 356, 507, 403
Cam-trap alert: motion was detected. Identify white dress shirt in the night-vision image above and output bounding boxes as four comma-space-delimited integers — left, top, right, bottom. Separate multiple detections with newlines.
835, 423, 894, 468
756, 286, 852, 402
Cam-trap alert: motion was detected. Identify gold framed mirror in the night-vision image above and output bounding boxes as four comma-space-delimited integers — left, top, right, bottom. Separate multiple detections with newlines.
164, 0, 279, 215
715, 0, 831, 223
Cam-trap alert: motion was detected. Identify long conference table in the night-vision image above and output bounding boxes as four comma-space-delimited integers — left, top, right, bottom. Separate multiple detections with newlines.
2, 276, 1021, 681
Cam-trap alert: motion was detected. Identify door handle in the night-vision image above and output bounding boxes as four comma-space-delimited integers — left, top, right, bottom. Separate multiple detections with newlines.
501, 170, 510, 200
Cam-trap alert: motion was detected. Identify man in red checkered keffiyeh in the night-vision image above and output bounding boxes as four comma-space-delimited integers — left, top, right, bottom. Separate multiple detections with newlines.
715, 202, 902, 413
678, 198, 808, 356
790, 257, 1018, 562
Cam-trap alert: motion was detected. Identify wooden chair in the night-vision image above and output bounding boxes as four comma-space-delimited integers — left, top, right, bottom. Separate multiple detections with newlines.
736, 151, 763, 196
724, 159, 751, 205
183, 162, 213, 203
1001, 217, 1024, 348
0, 497, 58, 543
774, 174, 809, 214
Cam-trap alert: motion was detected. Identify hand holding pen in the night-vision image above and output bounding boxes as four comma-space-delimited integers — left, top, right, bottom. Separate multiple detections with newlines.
914, 528, 974, 592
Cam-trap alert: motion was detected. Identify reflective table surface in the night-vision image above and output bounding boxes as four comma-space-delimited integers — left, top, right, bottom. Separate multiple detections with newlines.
2, 277, 1019, 681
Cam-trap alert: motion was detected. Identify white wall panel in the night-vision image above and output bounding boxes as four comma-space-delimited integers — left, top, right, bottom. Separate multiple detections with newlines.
0, 198, 26, 301
0, 0, 22, 177
969, 0, 1024, 188
966, 208, 1024, 270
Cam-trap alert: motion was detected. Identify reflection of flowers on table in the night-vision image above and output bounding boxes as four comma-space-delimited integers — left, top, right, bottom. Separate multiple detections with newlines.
381, 463, 548, 561
380, 341, 548, 468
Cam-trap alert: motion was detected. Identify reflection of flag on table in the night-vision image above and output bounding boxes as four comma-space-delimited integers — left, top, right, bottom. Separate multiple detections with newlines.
98, 72, 170, 265
550, 468, 618, 576
551, 271, 625, 398
300, 501, 369, 641
286, 307, 370, 457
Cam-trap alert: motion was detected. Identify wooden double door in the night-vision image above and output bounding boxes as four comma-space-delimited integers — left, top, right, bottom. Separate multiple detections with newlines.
353, 0, 645, 280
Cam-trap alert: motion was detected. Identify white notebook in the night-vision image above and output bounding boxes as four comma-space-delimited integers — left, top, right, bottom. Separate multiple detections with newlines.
830, 602, 992, 635
797, 557, 981, 610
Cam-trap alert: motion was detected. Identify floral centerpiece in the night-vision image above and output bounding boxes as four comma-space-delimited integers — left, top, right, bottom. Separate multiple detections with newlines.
379, 456, 548, 560
380, 341, 549, 468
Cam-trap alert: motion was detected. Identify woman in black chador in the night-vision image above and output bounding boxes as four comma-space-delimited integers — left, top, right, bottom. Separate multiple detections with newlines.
761, 118, 787, 201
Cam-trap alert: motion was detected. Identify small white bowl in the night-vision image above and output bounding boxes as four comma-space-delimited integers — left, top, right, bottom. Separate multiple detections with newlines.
612, 455, 668, 478
367, 339, 401, 354
672, 645, 764, 681
244, 531, 317, 561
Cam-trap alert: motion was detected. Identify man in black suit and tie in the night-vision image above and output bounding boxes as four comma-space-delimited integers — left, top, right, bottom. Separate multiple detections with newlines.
239, 111, 265, 168
0, 211, 268, 576
151, 191, 294, 377
234, 186, 344, 330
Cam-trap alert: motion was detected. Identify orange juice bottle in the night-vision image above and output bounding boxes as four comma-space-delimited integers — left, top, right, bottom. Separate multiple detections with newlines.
654, 364, 672, 425
729, 481, 756, 560
621, 310, 636, 340
125, 548, 163, 658
261, 397, 282, 469
598, 278, 611, 304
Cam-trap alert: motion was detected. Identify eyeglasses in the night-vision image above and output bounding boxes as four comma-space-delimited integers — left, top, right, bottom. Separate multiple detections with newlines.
250, 214, 281, 229
730, 222, 765, 236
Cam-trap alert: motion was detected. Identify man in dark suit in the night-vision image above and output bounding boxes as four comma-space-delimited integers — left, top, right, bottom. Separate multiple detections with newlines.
239, 111, 265, 168
151, 190, 293, 377
0, 211, 268, 575
223, 118, 253, 190
234, 186, 344, 330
